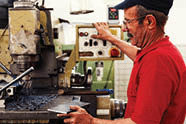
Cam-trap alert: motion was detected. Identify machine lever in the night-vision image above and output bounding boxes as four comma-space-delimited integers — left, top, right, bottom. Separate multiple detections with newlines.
0, 62, 12, 76
0, 67, 34, 93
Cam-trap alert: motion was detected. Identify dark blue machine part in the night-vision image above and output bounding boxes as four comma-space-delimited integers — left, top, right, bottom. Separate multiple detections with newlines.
0, 0, 15, 28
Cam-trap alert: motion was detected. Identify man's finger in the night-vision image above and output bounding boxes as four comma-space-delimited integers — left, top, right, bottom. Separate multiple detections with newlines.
57, 113, 68, 117
63, 118, 74, 124
69, 105, 81, 111
91, 34, 100, 39
101, 22, 107, 26
93, 23, 97, 29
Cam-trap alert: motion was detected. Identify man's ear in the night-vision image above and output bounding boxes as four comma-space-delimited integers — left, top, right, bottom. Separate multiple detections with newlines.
144, 14, 156, 29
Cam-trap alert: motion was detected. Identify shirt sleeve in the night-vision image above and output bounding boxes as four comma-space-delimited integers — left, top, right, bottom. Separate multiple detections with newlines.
131, 51, 179, 124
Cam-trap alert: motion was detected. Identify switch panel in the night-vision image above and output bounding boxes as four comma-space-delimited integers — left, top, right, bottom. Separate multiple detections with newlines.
76, 25, 124, 61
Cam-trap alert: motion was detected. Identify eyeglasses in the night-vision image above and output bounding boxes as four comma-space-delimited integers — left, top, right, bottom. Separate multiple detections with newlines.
123, 15, 146, 25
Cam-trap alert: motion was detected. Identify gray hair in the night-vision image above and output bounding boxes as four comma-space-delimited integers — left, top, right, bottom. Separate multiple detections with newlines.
136, 5, 168, 28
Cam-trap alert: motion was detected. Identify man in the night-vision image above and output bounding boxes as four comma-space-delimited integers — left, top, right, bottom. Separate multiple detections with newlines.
58, 0, 186, 123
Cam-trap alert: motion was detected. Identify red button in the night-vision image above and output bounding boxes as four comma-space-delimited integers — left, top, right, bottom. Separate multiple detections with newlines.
110, 47, 120, 57
79, 32, 84, 37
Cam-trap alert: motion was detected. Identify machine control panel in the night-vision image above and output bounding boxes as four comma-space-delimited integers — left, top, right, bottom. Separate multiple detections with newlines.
76, 25, 124, 61
107, 6, 119, 24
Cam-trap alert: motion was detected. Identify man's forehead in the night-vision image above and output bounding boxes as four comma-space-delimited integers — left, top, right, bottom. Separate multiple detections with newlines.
124, 6, 137, 18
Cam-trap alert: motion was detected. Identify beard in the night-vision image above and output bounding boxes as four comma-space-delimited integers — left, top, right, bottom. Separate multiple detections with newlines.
127, 32, 133, 38
126, 32, 133, 42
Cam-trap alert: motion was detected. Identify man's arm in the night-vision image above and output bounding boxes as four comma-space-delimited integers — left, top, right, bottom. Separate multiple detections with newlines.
91, 22, 139, 61
57, 106, 136, 124
110, 37, 139, 61
92, 117, 136, 124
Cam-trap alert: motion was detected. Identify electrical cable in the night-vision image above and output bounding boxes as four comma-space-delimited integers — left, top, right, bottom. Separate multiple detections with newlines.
82, 61, 87, 85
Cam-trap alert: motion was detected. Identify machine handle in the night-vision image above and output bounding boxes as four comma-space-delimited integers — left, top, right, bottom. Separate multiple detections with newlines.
0, 67, 34, 93
0, 62, 12, 76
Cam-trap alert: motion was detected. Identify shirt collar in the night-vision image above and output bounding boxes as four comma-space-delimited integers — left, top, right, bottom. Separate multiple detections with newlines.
134, 36, 170, 63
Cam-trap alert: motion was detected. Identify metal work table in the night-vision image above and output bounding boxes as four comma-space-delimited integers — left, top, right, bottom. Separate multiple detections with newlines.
0, 95, 73, 120
0, 91, 107, 123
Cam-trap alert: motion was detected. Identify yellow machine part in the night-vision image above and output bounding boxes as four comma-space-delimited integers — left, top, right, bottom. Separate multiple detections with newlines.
40, 10, 51, 45
58, 48, 77, 88
0, 29, 12, 72
9, 8, 40, 55
9, 9, 40, 36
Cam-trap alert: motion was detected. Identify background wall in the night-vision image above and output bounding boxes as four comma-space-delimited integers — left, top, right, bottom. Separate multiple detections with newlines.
165, 0, 186, 44
44, 0, 123, 23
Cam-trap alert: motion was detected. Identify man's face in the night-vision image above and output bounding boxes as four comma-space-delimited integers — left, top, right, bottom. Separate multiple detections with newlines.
123, 6, 148, 48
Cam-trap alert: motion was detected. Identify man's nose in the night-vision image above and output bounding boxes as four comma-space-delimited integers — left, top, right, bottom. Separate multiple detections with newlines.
122, 24, 128, 32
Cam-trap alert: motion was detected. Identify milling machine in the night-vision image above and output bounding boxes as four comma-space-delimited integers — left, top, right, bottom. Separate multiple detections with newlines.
0, 0, 125, 123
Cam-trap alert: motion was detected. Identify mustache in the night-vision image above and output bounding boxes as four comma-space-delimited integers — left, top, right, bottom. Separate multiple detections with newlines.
127, 32, 133, 38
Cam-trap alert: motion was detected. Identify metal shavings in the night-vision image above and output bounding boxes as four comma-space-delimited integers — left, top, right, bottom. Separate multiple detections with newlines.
5, 95, 57, 111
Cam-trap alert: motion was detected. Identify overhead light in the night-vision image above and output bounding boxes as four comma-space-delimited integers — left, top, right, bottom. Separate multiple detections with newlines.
70, 0, 94, 15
